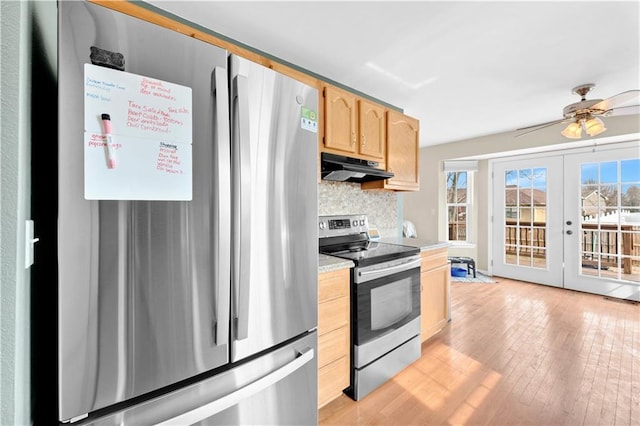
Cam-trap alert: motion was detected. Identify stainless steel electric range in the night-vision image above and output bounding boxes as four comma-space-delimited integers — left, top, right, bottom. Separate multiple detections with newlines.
319, 214, 422, 400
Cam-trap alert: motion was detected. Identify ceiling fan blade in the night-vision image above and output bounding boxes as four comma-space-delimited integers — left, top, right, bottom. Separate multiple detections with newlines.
515, 118, 567, 138
591, 90, 640, 111
516, 118, 566, 131
606, 104, 640, 116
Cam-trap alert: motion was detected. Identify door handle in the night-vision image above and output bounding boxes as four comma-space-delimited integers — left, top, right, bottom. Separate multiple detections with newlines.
358, 257, 422, 277
155, 348, 314, 425
232, 75, 251, 341
212, 67, 231, 346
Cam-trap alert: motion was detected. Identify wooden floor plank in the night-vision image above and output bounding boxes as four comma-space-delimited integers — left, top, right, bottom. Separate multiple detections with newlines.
319, 278, 640, 425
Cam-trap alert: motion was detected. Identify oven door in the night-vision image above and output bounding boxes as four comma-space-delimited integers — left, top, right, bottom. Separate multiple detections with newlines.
353, 255, 421, 350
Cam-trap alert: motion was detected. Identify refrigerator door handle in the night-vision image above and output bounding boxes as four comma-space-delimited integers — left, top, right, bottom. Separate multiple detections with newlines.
212, 67, 231, 346
154, 347, 315, 426
232, 74, 251, 341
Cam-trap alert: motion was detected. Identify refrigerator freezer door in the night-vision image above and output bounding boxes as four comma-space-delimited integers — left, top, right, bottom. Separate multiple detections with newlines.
81, 332, 318, 426
58, 2, 230, 421
229, 55, 319, 362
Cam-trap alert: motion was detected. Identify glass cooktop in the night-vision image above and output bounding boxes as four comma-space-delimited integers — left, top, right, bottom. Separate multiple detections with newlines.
320, 241, 419, 267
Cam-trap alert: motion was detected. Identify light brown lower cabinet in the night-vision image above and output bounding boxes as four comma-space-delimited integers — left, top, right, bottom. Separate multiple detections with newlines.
318, 268, 350, 408
420, 247, 451, 342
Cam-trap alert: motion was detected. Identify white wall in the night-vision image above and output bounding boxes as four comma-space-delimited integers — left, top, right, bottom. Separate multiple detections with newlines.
1, 1, 56, 423
404, 115, 640, 272
1, 1, 31, 424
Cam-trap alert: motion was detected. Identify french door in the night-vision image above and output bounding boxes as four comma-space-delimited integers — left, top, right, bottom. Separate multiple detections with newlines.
492, 157, 564, 286
492, 146, 640, 301
563, 147, 639, 300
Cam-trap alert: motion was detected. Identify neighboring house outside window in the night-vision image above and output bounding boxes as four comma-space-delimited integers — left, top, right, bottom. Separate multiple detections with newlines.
446, 171, 472, 242
504, 185, 548, 223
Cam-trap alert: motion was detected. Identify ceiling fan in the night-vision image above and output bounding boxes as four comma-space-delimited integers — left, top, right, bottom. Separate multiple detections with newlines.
516, 84, 640, 139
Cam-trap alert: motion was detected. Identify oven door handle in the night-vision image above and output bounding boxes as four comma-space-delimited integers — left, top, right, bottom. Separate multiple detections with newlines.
358, 256, 422, 279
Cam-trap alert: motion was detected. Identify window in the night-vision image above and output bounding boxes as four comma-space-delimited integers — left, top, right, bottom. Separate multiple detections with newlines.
443, 160, 477, 244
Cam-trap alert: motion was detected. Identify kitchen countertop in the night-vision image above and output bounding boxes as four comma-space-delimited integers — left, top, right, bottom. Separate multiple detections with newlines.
379, 237, 452, 252
318, 253, 354, 274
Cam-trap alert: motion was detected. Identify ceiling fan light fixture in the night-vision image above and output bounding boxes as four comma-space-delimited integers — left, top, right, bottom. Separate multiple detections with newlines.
585, 117, 607, 136
561, 121, 582, 139
515, 85, 639, 140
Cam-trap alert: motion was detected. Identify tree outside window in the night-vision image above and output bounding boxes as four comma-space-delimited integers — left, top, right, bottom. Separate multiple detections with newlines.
446, 171, 471, 242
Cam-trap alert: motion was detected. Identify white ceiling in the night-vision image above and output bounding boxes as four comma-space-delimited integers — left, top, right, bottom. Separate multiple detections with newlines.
146, 1, 640, 147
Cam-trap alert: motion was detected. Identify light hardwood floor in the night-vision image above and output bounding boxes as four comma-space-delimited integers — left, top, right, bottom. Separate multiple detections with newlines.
319, 277, 640, 425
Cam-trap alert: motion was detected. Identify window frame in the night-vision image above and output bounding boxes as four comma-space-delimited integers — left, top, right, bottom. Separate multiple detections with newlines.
445, 169, 474, 244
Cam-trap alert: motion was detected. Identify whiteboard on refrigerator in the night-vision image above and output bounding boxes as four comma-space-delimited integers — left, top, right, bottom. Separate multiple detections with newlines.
83, 63, 193, 200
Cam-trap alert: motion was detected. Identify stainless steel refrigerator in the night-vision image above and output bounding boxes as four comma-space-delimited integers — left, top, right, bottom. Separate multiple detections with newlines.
58, 2, 318, 424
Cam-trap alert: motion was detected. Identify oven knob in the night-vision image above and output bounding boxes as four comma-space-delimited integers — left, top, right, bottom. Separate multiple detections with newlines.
360, 219, 365, 226
352, 220, 358, 227
319, 222, 326, 230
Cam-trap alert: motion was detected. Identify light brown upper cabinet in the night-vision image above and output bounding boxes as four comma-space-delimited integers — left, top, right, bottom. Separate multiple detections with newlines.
362, 110, 420, 191
358, 99, 386, 163
322, 85, 386, 168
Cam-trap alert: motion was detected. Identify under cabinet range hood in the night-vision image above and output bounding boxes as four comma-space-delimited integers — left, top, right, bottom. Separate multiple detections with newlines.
321, 153, 394, 183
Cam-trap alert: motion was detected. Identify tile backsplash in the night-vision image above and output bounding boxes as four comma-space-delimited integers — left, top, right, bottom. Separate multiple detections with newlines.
318, 181, 399, 237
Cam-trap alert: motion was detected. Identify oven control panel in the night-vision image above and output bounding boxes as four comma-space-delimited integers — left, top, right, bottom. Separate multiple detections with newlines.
319, 214, 369, 238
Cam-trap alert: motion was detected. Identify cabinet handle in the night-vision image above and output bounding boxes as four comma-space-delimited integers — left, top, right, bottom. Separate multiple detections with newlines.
351, 131, 356, 146
361, 135, 366, 147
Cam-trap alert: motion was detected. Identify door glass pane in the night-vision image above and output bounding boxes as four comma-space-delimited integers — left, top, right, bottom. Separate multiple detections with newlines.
599, 229, 617, 259
621, 184, 640, 207
518, 248, 532, 267
504, 167, 547, 270
581, 185, 600, 217
532, 226, 546, 251
600, 161, 617, 184
533, 168, 546, 187
520, 188, 532, 209
621, 232, 639, 282
580, 227, 598, 257
599, 184, 618, 207
534, 248, 547, 269
621, 159, 640, 183
582, 261, 600, 277
622, 256, 640, 283
534, 207, 547, 225
581, 163, 598, 184
520, 227, 531, 246
579, 157, 640, 282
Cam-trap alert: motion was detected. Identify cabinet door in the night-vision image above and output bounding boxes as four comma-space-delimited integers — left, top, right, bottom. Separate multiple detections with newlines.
421, 263, 450, 342
362, 110, 419, 191
318, 269, 350, 408
323, 85, 357, 155
387, 110, 419, 190
358, 99, 386, 165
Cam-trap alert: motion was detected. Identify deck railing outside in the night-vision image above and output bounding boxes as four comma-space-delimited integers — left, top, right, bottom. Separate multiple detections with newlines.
447, 220, 639, 275
498, 219, 640, 274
